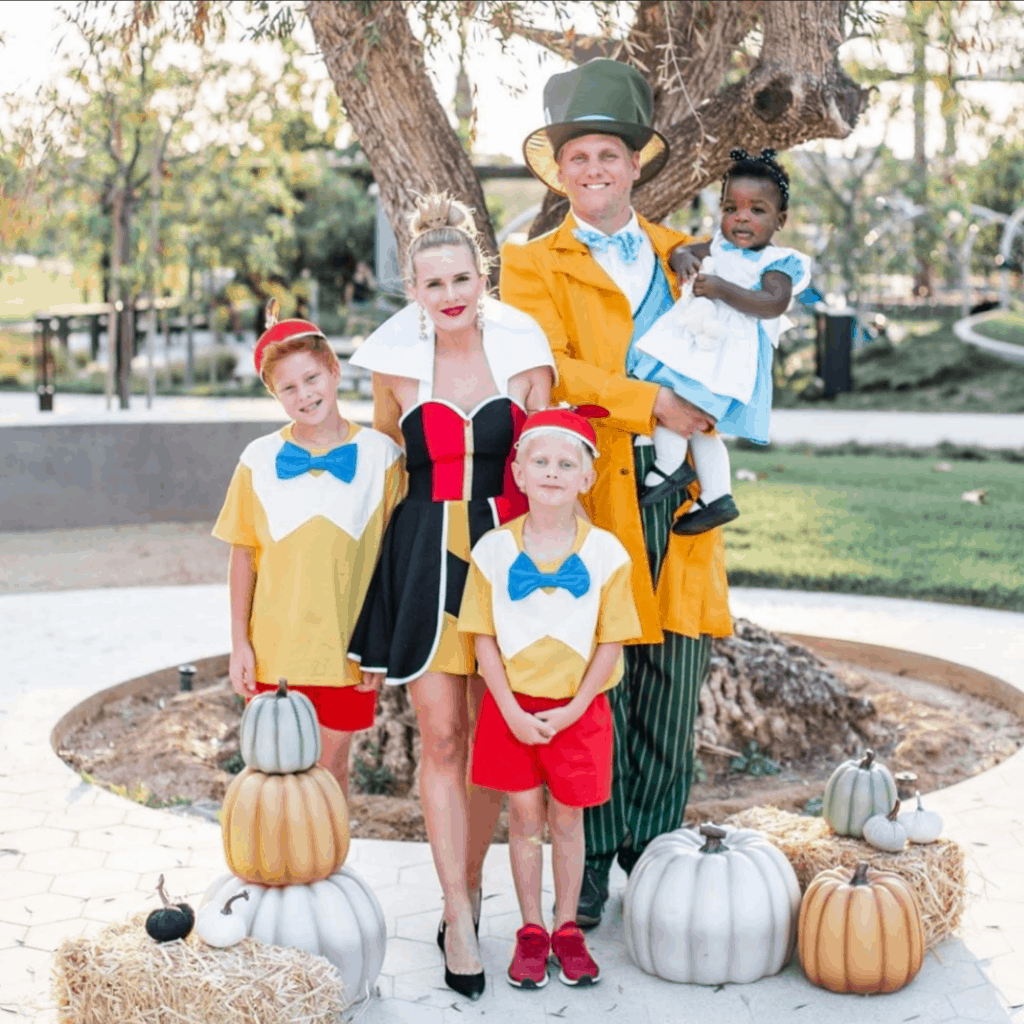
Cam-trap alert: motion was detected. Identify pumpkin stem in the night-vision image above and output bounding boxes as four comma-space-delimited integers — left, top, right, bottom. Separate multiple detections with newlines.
276, 678, 288, 697
851, 861, 871, 886
698, 823, 729, 853
887, 799, 901, 822
916, 790, 925, 811
156, 874, 170, 908
221, 890, 250, 915
859, 749, 875, 769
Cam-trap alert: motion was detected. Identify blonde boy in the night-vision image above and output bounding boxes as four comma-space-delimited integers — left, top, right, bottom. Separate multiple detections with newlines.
458, 407, 641, 988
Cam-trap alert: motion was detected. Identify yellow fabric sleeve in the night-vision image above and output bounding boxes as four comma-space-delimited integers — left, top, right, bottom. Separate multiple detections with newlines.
596, 561, 643, 644
499, 240, 659, 437
212, 463, 259, 548
456, 559, 495, 637
382, 456, 406, 527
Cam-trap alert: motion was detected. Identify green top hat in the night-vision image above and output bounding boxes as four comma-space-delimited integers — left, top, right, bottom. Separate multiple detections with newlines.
523, 58, 669, 195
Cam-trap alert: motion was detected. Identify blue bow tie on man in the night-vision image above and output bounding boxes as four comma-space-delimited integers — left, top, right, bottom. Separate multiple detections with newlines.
719, 238, 762, 261
275, 440, 358, 482
507, 551, 591, 601
573, 226, 643, 265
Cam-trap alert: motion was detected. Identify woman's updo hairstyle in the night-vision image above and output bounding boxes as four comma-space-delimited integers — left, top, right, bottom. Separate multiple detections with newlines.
722, 147, 791, 211
405, 193, 491, 285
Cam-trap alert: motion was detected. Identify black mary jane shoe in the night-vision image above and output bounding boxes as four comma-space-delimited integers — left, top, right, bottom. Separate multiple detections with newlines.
671, 494, 740, 535
638, 461, 697, 507
437, 890, 481, 951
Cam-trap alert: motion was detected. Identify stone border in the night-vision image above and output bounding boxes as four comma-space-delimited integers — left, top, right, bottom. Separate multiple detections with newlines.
49, 636, 1024, 772
49, 652, 229, 754
953, 310, 1024, 365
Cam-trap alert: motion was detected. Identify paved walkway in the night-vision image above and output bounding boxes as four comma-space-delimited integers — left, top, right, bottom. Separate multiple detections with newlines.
1, 585, 1022, 1022
2, 390, 1023, 449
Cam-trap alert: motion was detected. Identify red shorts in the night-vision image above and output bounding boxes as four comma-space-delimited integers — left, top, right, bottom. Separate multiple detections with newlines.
471, 691, 613, 808
250, 682, 376, 732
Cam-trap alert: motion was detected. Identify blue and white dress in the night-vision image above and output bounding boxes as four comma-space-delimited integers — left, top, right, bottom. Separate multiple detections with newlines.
630, 230, 811, 445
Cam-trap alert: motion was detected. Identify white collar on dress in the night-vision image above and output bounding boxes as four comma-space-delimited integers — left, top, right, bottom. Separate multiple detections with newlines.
349, 295, 556, 392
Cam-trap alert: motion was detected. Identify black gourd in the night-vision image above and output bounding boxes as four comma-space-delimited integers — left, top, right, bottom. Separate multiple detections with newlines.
145, 874, 195, 942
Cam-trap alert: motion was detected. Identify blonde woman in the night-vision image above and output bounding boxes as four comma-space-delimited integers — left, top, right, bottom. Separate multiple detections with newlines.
348, 195, 555, 998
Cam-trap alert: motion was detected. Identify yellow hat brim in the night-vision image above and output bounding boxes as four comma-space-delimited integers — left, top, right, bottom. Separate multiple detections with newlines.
523, 124, 669, 195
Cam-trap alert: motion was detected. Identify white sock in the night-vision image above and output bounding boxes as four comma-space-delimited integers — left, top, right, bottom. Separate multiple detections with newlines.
645, 426, 689, 487
689, 431, 731, 504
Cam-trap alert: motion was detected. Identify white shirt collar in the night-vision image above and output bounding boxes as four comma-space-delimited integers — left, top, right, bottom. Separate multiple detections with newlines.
572, 209, 640, 239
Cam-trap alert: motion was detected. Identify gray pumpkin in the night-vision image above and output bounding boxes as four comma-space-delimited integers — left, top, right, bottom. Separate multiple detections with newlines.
822, 749, 897, 838
240, 678, 321, 774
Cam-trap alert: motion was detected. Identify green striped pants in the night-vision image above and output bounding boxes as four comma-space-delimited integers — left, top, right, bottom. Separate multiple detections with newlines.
584, 445, 712, 868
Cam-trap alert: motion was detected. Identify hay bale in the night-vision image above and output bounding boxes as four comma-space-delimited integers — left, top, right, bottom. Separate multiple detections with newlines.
724, 806, 967, 951
53, 915, 348, 1024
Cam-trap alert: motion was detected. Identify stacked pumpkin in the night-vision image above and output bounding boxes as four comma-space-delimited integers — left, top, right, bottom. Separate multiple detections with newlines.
807, 749, 940, 993
624, 748, 943, 996
196, 680, 386, 1002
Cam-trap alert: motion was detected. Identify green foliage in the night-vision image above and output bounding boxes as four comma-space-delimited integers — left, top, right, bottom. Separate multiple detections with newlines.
729, 741, 782, 778
724, 447, 1024, 611
352, 743, 396, 796
779, 319, 1024, 413
220, 751, 246, 775
802, 796, 824, 817
690, 757, 707, 786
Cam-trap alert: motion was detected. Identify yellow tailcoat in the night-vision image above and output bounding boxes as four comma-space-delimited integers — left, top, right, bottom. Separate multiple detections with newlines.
500, 213, 732, 644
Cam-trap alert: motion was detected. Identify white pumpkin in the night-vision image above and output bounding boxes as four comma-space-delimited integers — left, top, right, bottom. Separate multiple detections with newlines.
822, 749, 897, 838
624, 823, 801, 985
201, 867, 386, 1002
898, 791, 943, 844
863, 800, 908, 853
240, 678, 322, 774
197, 890, 250, 947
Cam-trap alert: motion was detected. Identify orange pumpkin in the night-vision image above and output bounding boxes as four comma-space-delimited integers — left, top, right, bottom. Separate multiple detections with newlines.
798, 861, 924, 994
221, 766, 350, 886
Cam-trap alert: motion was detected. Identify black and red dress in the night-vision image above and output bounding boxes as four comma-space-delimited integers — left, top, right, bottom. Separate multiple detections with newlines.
347, 297, 556, 685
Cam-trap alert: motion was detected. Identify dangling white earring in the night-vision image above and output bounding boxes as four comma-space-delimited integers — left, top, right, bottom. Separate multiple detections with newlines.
476, 302, 485, 332
418, 304, 429, 342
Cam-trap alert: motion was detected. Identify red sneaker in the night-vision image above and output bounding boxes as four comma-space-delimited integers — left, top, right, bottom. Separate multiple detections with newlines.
507, 923, 550, 989
550, 922, 600, 986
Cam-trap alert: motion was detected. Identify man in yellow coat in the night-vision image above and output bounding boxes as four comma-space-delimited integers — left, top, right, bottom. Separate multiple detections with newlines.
500, 59, 733, 927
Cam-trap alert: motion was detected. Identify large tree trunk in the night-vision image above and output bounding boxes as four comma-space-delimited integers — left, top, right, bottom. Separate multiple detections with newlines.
306, 1, 498, 284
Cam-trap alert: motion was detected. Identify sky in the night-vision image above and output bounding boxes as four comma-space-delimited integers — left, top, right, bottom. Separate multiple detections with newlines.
1, 0, 1022, 165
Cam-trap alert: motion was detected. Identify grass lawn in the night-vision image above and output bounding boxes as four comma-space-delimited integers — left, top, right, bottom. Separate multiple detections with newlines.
974, 311, 1024, 347
723, 447, 1024, 612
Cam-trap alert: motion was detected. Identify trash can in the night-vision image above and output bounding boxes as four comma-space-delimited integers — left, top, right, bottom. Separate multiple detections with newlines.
36, 384, 54, 412
814, 311, 854, 398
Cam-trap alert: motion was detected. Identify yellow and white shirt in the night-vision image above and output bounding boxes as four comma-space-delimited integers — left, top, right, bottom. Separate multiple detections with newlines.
213, 423, 404, 688
458, 515, 641, 699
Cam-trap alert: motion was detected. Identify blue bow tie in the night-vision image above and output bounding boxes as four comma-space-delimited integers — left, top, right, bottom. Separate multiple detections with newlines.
573, 227, 642, 265
275, 440, 358, 482
720, 239, 762, 261
507, 551, 591, 601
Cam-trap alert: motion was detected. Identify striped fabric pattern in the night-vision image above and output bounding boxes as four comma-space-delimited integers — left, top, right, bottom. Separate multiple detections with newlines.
584, 445, 712, 862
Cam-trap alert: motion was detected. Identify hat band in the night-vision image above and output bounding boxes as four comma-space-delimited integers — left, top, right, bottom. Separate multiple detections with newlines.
573, 114, 615, 122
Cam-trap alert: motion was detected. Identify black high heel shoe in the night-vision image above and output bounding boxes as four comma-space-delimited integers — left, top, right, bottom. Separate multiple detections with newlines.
436, 889, 481, 950
442, 919, 486, 1001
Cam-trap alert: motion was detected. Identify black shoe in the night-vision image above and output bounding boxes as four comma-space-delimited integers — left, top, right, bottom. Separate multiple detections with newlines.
672, 494, 740, 535
616, 844, 644, 877
442, 918, 486, 1001
444, 961, 486, 1001
575, 865, 608, 930
437, 890, 481, 951
638, 461, 697, 507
